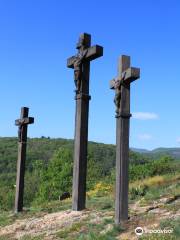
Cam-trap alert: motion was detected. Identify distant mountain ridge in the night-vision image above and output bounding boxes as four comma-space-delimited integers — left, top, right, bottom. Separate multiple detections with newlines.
131, 147, 180, 159
130, 148, 150, 153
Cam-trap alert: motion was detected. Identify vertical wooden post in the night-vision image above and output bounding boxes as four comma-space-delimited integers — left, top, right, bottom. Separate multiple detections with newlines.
110, 55, 140, 224
15, 107, 34, 213
72, 34, 91, 210
115, 56, 131, 223
67, 33, 103, 210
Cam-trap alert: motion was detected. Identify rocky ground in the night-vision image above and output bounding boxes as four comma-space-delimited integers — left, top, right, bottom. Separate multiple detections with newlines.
0, 195, 179, 240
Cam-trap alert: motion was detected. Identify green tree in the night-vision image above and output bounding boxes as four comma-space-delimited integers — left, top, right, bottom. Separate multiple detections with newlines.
36, 147, 73, 202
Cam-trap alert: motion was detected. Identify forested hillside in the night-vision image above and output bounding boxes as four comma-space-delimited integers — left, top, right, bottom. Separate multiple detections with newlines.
0, 137, 179, 211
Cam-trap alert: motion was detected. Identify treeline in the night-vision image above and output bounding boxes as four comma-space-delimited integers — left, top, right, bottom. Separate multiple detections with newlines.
0, 137, 179, 210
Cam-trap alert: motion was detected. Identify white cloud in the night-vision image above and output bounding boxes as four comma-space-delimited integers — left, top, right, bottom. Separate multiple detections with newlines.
138, 134, 152, 140
177, 137, 180, 144
132, 112, 159, 120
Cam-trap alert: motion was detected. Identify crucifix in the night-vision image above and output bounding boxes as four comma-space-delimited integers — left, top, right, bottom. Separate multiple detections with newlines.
67, 33, 103, 210
110, 55, 140, 224
14, 107, 34, 213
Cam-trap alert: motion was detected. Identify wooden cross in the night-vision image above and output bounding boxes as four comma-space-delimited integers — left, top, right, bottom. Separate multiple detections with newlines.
67, 33, 103, 211
14, 107, 34, 213
110, 55, 140, 224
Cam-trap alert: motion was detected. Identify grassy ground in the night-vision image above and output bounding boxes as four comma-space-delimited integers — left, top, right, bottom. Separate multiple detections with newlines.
0, 173, 179, 240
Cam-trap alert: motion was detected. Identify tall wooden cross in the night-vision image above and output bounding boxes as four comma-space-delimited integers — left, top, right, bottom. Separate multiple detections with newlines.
67, 33, 103, 210
14, 107, 34, 213
110, 55, 140, 224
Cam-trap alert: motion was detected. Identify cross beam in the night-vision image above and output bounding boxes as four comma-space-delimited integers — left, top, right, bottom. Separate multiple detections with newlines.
15, 117, 34, 126
110, 67, 140, 89
110, 55, 140, 224
67, 33, 103, 211
14, 107, 34, 213
67, 45, 103, 68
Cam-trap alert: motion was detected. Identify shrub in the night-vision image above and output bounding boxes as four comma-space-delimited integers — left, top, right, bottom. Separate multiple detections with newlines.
34, 147, 73, 203
130, 185, 149, 200
87, 182, 112, 198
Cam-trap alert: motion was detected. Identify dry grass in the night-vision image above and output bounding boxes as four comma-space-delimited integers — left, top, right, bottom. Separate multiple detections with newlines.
130, 174, 180, 190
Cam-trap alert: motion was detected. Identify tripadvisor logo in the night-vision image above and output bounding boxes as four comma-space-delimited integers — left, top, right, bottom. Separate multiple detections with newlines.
135, 227, 143, 236
135, 226, 173, 236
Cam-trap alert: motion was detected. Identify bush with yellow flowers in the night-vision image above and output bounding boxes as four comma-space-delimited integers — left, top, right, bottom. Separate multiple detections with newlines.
87, 182, 112, 198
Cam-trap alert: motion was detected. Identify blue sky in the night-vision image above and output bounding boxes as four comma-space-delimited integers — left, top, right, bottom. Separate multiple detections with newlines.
0, 0, 179, 150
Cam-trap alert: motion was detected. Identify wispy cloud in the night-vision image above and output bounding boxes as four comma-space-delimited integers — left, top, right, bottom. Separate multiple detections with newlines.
177, 137, 180, 144
138, 134, 152, 140
132, 112, 159, 120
